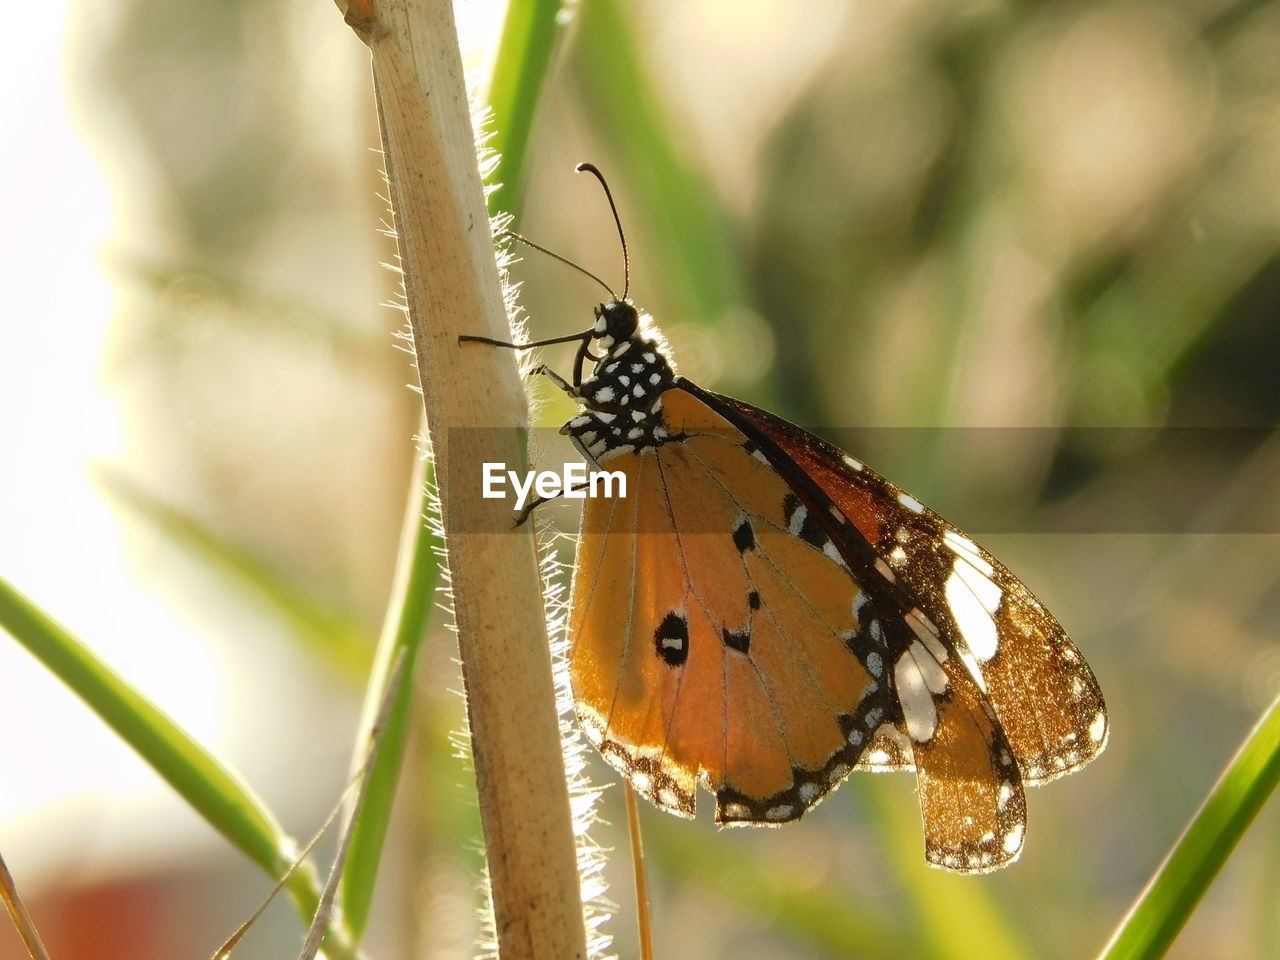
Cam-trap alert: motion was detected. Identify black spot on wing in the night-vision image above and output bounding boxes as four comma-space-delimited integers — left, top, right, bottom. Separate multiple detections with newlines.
732, 516, 756, 553
748, 590, 761, 610
722, 626, 751, 654
654, 612, 689, 666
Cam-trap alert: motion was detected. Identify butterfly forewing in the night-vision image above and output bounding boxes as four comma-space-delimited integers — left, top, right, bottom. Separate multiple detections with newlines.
569, 388, 888, 824
696, 390, 1109, 782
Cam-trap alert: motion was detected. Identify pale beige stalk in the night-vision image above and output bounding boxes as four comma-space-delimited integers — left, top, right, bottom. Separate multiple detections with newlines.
338, 1, 588, 957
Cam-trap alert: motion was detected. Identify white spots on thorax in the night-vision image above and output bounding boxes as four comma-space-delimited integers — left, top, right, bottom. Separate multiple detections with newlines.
898, 492, 925, 514
843, 455, 864, 471
595, 385, 616, 403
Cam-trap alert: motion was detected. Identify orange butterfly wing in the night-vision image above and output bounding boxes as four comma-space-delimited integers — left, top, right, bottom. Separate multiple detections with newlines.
569, 388, 887, 823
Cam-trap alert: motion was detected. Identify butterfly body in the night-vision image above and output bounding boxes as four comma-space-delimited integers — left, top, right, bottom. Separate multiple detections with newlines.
537, 298, 1106, 873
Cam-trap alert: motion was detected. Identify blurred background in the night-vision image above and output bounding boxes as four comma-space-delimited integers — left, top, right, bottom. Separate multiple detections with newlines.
2, 0, 1278, 957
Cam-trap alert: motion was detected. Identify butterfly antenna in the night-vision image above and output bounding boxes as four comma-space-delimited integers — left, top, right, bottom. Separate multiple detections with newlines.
575, 162, 631, 301
502, 230, 617, 301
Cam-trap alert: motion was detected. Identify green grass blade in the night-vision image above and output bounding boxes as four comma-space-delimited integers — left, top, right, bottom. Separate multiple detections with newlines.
485, 0, 567, 219
0, 576, 362, 958
339, 460, 439, 936
1100, 694, 1280, 960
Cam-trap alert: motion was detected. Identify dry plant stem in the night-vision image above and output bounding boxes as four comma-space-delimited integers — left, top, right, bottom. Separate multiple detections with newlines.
0, 851, 51, 960
623, 783, 655, 960
341, 1, 587, 957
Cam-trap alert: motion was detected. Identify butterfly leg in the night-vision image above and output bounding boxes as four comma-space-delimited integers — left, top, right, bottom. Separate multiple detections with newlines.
513, 481, 591, 527
527, 363, 578, 399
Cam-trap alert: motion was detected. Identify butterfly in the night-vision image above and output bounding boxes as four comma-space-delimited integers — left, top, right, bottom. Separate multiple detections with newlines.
463, 163, 1108, 873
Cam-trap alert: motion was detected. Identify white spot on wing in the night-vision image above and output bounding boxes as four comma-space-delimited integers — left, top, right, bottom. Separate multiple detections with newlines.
909, 641, 948, 694
895, 650, 939, 742
946, 563, 1000, 662
1003, 823, 1024, 855
898, 492, 925, 514
843, 455, 864, 471
943, 529, 994, 574
788, 504, 808, 536
997, 781, 1014, 809
1089, 711, 1107, 743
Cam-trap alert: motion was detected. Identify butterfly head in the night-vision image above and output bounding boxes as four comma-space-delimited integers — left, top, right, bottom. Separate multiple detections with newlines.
592, 300, 639, 348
